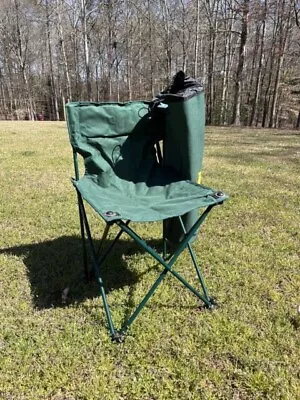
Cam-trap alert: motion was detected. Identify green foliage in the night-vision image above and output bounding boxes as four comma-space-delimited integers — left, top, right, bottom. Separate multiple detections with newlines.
0, 122, 299, 399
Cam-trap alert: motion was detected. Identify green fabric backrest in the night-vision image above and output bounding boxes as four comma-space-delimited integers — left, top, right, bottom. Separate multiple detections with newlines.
163, 91, 205, 183
159, 90, 205, 244
66, 101, 159, 184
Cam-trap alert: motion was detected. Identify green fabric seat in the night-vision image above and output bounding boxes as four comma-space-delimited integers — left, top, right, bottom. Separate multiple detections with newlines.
66, 98, 228, 342
67, 101, 226, 222
75, 174, 223, 222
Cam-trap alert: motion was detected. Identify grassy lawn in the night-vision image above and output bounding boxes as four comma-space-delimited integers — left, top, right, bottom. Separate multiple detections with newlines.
0, 121, 299, 400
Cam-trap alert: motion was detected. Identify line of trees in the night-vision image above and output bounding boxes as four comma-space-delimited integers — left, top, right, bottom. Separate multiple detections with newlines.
0, 0, 299, 127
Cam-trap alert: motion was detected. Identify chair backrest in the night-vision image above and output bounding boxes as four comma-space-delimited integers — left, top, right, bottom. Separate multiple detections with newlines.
66, 101, 160, 184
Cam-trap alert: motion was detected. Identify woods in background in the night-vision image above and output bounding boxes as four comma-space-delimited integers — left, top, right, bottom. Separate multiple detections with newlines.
0, 0, 299, 127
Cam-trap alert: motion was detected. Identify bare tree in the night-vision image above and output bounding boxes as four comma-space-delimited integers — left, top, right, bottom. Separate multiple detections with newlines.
249, 0, 267, 126
56, 0, 72, 102
232, 0, 250, 126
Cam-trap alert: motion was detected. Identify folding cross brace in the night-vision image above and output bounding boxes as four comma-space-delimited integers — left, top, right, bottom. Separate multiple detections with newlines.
76, 192, 218, 342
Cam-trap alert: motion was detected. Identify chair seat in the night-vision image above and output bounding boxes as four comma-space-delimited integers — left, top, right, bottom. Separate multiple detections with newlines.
74, 171, 227, 222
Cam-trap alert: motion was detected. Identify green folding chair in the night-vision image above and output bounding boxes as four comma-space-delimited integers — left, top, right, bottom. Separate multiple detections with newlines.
66, 98, 228, 342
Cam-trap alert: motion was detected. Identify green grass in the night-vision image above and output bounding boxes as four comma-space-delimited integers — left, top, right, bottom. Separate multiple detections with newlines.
0, 121, 299, 400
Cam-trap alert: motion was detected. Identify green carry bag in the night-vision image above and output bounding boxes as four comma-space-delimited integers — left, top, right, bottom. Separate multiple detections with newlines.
157, 72, 205, 244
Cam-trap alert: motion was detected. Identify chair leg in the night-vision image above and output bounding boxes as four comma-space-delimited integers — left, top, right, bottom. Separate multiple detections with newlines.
116, 207, 216, 336
75, 196, 216, 340
120, 267, 169, 335
77, 195, 116, 338
76, 192, 89, 281
163, 237, 167, 260
116, 225, 210, 336
119, 222, 212, 307
97, 220, 130, 267
178, 216, 210, 302
187, 243, 210, 301
96, 223, 111, 259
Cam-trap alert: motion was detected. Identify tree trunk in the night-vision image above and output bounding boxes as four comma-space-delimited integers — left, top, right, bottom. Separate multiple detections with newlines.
138, 16, 143, 97
180, 0, 187, 71
45, 0, 59, 120
126, 40, 132, 101
268, 54, 284, 128
0, 68, 9, 119
249, 1, 267, 126
147, 0, 154, 97
296, 110, 300, 128
194, 0, 200, 77
14, 0, 35, 120
205, 0, 219, 124
81, 0, 92, 101
95, 64, 100, 101
232, 0, 249, 126
269, 0, 291, 128
161, 0, 172, 78
246, 24, 260, 106
56, 0, 72, 102
220, 12, 233, 125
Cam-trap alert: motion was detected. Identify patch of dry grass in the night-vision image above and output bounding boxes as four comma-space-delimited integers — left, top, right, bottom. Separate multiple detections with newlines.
0, 122, 299, 400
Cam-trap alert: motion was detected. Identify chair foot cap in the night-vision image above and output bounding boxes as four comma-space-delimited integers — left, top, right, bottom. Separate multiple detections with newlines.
111, 331, 126, 343
198, 297, 219, 311
206, 297, 219, 310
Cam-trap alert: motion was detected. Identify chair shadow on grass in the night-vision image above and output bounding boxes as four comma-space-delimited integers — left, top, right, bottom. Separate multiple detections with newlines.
0, 235, 165, 311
